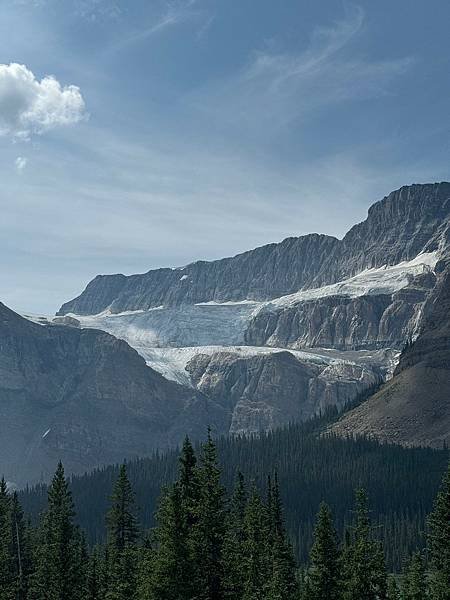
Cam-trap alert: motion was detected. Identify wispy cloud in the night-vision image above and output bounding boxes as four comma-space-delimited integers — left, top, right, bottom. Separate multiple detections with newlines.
109, 0, 206, 53
188, 5, 414, 133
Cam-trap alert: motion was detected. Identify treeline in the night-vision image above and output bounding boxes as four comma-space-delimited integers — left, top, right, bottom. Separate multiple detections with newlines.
1, 433, 450, 600
20, 416, 449, 571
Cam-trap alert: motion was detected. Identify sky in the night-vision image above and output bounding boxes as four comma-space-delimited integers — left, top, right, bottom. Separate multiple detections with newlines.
0, 0, 449, 314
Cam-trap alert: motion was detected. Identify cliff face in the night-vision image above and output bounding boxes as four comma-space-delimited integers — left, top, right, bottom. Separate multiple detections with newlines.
59, 183, 450, 316
0, 302, 386, 485
0, 303, 224, 486
330, 258, 450, 447
186, 351, 380, 435
244, 271, 436, 350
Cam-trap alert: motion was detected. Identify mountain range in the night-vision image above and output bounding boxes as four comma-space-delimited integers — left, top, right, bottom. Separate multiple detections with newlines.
2, 181, 449, 485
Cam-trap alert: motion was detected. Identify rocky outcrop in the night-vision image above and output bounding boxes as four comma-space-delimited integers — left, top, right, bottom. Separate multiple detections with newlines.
59, 183, 450, 316
244, 272, 436, 350
186, 351, 380, 435
0, 302, 387, 485
329, 258, 450, 447
0, 302, 227, 486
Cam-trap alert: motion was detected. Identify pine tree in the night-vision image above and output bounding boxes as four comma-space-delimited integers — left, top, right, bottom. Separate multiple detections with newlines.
29, 462, 85, 600
145, 483, 193, 600
387, 576, 400, 600
266, 474, 299, 600
427, 462, 450, 600
106, 464, 138, 551
10, 491, 32, 600
191, 430, 226, 600
105, 464, 139, 600
305, 502, 340, 600
0, 477, 13, 600
86, 546, 104, 600
341, 489, 387, 600
402, 552, 428, 600
242, 487, 271, 600
222, 472, 247, 600
179, 436, 200, 517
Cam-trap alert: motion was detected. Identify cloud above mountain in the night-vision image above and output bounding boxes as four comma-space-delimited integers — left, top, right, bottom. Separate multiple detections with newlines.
0, 63, 86, 139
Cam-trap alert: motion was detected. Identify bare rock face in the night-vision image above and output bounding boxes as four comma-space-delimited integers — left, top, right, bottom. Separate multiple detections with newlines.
0, 302, 225, 486
58, 183, 450, 316
186, 351, 380, 435
330, 258, 450, 447
244, 272, 437, 350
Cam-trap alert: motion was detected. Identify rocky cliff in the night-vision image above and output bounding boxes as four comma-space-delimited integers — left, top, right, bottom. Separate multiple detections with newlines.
329, 258, 450, 447
0, 302, 227, 486
59, 183, 450, 316
244, 270, 437, 350
186, 351, 380, 435
2, 302, 388, 485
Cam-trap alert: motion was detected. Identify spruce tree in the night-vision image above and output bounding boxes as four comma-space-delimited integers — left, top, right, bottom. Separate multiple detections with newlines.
341, 489, 387, 600
305, 502, 340, 600
266, 474, 299, 600
0, 477, 13, 600
222, 472, 247, 600
427, 462, 450, 600
242, 487, 271, 600
29, 462, 85, 600
10, 491, 32, 600
179, 436, 200, 517
86, 546, 104, 600
105, 464, 139, 600
402, 552, 427, 600
191, 430, 226, 600
145, 482, 193, 600
387, 576, 400, 600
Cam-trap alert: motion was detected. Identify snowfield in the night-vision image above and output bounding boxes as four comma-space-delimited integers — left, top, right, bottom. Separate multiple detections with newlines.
260, 251, 438, 310
22, 251, 436, 387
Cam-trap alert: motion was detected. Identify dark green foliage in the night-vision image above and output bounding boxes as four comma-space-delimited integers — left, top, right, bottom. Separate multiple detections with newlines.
305, 502, 340, 600
20, 417, 448, 571
86, 545, 108, 600
266, 475, 299, 600
29, 461, 85, 600
241, 487, 271, 599
145, 483, 193, 599
106, 464, 139, 551
427, 463, 450, 599
139, 437, 199, 600
105, 464, 139, 600
222, 473, 247, 600
191, 430, 227, 600
0, 477, 14, 599
10, 492, 33, 600
387, 576, 400, 600
340, 489, 387, 600
402, 552, 427, 600
2, 435, 450, 599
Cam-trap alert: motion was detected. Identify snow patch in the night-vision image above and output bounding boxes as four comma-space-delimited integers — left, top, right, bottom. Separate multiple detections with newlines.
261, 251, 439, 311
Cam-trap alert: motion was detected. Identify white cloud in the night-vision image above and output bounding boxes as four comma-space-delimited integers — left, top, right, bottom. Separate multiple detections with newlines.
0, 63, 86, 139
15, 156, 27, 171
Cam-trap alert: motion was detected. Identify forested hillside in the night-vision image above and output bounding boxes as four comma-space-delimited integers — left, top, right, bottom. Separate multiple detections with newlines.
20, 416, 449, 571
2, 433, 449, 599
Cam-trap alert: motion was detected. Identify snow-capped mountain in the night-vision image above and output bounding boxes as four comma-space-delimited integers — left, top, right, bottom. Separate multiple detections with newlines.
5, 182, 450, 483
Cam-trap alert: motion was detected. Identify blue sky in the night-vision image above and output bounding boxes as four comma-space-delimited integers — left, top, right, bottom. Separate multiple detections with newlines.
0, 0, 449, 313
